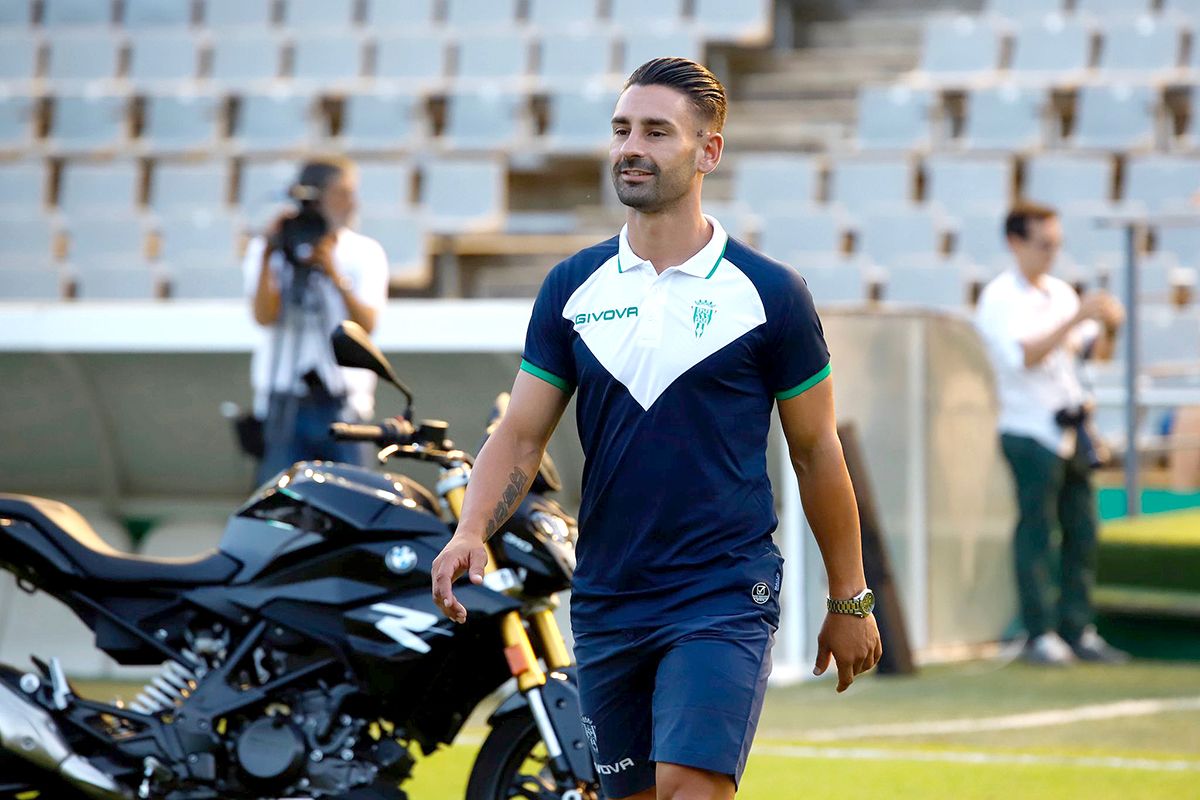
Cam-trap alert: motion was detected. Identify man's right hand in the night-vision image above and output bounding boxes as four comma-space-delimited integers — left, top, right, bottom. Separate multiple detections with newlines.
1077, 291, 1112, 323
431, 533, 489, 623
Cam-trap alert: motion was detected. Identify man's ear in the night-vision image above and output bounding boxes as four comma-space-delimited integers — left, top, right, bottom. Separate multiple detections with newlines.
698, 131, 724, 175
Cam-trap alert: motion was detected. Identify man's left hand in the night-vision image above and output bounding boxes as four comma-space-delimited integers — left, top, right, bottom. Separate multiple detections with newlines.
310, 234, 340, 281
813, 612, 883, 693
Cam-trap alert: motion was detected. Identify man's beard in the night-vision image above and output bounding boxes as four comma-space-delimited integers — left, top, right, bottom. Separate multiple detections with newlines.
611, 157, 689, 213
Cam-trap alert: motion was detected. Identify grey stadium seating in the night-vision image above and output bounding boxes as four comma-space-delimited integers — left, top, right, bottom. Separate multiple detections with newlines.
455, 32, 532, 83
238, 160, 299, 228
611, 0, 684, 29
0, 33, 39, 85
538, 32, 616, 89
1008, 15, 1094, 80
962, 85, 1046, 152
0, 96, 37, 151
445, 0, 520, 30
0, 161, 46, 208
339, 93, 425, 152
232, 93, 316, 152
374, 33, 450, 90
528, 0, 598, 29
127, 31, 202, 88
209, 32, 284, 86
363, 0, 438, 29
757, 210, 845, 262
140, 94, 223, 154
204, 0, 274, 29
0, 2, 34, 27
1023, 153, 1115, 210
42, 0, 112, 27
420, 158, 507, 233
358, 211, 428, 280
796, 263, 867, 305
925, 154, 1013, 213
149, 161, 231, 213
57, 160, 141, 213
122, 0, 193, 28
919, 15, 1005, 79
0, 263, 66, 300
1077, 0, 1155, 16
884, 264, 966, 309
621, 30, 703, 75
441, 91, 529, 150
291, 32, 365, 86
855, 209, 945, 266
733, 154, 821, 213
1071, 84, 1159, 151
543, 90, 620, 153
156, 211, 242, 263
985, 0, 1064, 19
1096, 16, 1184, 75
856, 85, 936, 151
693, 0, 773, 44
953, 214, 1009, 268
73, 265, 163, 301
64, 215, 148, 261
1123, 155, 1200, 214
0, 213, 57, 260
281, 0, 358, 29
355, 162, 414, 210
44, 32, 122, 86
828, 158, 914, 212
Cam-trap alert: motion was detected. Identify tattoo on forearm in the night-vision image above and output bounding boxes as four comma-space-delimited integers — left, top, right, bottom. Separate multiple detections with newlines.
485, 467, 529, 539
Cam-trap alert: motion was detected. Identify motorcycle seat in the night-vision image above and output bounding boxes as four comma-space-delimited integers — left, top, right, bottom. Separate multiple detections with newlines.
0, 494, 239, 586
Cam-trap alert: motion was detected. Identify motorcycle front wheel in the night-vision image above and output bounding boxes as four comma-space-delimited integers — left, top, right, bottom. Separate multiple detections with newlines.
465, 710, 603, 800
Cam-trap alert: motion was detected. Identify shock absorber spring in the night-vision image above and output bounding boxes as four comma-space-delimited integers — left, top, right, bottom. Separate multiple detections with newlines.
128, 659, 199, 715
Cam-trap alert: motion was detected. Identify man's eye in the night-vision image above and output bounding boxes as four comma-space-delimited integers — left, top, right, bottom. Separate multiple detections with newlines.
613, 129, 629, 137
649, 131, 666, 137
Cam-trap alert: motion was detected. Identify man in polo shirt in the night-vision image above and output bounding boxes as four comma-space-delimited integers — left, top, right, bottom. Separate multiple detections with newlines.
975, 200, 1129, 666
432, 58, 881, 800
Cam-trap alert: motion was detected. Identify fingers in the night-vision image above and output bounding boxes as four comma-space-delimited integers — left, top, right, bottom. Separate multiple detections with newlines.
835, 657, 855, 693
468, 546, 487, 585
813, 641, 832, 677
431, 554, 464, 622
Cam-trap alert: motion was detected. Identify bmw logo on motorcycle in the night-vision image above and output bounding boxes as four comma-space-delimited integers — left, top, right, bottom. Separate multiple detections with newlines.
385, 545, 419, 574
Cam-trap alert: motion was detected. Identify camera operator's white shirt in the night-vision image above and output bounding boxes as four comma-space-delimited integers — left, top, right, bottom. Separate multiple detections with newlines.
242, 228, 389, 421
975, 268, 1100, 457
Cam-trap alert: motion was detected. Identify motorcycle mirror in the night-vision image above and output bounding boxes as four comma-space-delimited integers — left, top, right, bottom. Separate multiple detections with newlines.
331, 321, 415, 416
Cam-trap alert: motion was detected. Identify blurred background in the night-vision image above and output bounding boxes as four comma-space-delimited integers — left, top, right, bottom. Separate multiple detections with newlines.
0, 0, 1199, 796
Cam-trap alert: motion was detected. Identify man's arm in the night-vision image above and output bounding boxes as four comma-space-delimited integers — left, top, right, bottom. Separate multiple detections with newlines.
252, 243, 281, 326
312, 234, 379, 333
1022, 292, 1109, 368
431, 371, 571, 623
778, 377, 882, 692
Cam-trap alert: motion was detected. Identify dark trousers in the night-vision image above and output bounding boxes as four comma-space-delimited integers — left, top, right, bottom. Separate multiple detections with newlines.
256, 392, 368, 484
1000, 433, 1098, 642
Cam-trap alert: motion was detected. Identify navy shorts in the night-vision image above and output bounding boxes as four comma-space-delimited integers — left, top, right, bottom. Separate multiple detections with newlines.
574, 610, 777, 799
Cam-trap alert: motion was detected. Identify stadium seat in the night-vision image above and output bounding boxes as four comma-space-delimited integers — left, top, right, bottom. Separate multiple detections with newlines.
925, 155, 1013, 213
1009, 14, 1094, 80
1077, 0, 1155, 16
357, 210, 428, 281
355, 161, 414, 209
856, 208, 946, 265
1179, 86, 1200, 146
58, 160, 140, 213
918, 15, 1005, 79
362, 0, 437, 28
962, 85, 1045, 151
42, 0, 112, 27
1139, 306, 1200, 365
543, 89, 619, 153
445, 0, 519, 29
953, 213, 1009, 267
44, 32, 122, 85
233, 93, 315, 152
621, 30, 703, 75
1023, 154, 1114, 210
374, 33, 449, 88
1112, 251, 1181, 299
1155, 225, 1200, 268
537, 31, 615, 89
797, 262, 867, 305
0, 34, 39, 84
733, 154, 821, 213
856, 85, 936, 151
64, 214, 148, 261
168, 262, 245, 299
1163, 0, 1200, 19
829, 158, 914, 212
0, 96, 37, 151
339, 92, 425, 151
985, 0, 1064, 19
73, 265, 162, 300
1059, 213, 1126, 275
141, 94, 222, 153
0, 264, 65, 300
1072, 84, 1159, 151
150, 161, 231, 213
693, 0, 772, 44
0, 161, 46, 208
610, 0, 683, 30
280, 0, 357, 29
0, 2, 33, 28
420, 158, 506, 232
442, 91, 529, 150
1123, 155, 1200, 214
883, 264, 966, 309
238, 160, 297, 227
127, 31, 202, 87
48, 94, 128, 152
122, 0, 192, 28
156, 210, 242, 261
1097, 16, 1183, 74
456, 32, 531, 82
0, 213, 57, 259
209, 32, 283, 85
527, 0, 598, 30
757, 210, 845, 261
290, 32, 364, 85
204, 0, 274, 28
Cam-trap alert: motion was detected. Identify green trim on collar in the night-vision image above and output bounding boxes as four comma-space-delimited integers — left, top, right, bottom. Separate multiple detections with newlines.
775, 363, 831, 401
704, 239, 728, 279
520, 359, 573, 393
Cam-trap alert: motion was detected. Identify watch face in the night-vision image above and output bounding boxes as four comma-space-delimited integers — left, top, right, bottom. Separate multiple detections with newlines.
860, 590, 876, 615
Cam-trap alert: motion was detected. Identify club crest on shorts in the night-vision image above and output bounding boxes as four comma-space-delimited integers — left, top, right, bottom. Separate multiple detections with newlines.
581, 716, 599, 754
751, 582, 771, 605
692, 299, 715, 338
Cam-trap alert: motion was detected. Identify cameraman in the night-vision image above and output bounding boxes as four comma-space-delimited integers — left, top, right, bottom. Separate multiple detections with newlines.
242, 156, 389, 483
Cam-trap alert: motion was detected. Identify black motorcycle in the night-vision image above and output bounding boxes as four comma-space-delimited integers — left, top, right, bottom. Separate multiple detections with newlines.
0, 323, 600, 800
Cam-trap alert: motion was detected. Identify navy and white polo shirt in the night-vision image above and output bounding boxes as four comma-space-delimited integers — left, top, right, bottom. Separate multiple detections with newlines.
521, 216, 830, 632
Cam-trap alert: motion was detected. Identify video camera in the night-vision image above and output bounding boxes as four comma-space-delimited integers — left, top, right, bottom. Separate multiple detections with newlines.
273, 184, 329, 303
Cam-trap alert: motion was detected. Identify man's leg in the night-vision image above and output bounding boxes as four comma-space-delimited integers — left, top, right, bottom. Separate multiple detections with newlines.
1057, 451, 1098, 643
655, 763, 734, 800
1000, 434, 1066, 639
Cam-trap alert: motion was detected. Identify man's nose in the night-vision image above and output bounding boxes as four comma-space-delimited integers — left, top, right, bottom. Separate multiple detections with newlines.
618, 132, 646, 159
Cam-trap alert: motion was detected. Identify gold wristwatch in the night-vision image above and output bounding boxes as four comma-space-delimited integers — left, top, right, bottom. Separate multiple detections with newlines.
827, 588, 876, 618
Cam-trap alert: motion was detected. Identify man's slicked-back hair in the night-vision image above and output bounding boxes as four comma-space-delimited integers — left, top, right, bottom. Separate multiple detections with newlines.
1005, 199, 1058, 241
624, 57, 727, 132
292, 155, 356, 201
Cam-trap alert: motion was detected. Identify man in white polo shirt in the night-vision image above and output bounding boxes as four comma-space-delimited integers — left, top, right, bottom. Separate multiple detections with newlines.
976, 200, 1129, 666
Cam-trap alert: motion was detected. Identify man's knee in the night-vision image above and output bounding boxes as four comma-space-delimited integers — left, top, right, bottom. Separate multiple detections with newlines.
655, 762, 735, 800
610, 789, 656, 800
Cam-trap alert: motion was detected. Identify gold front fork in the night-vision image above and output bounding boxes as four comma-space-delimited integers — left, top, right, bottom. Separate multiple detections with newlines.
441, 470, 549, 691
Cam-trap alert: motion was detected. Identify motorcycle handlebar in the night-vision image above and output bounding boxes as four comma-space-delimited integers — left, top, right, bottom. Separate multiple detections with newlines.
329, 419, 411, 446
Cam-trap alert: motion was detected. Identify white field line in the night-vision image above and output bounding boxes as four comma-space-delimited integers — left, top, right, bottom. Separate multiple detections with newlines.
772, 695, 1200, 742
753, 744, 1200, 772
